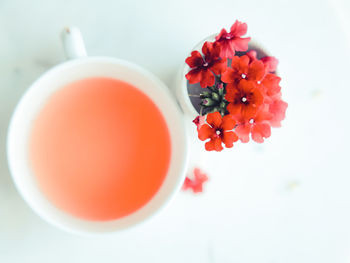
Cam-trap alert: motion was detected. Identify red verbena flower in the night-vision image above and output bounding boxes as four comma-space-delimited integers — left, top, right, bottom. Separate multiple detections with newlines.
225, 79, 264, 118
198, 112, 238, 151
221, 55, 266, 84
234, 109, 273, 143
182, 168, 209, 193
215, 20, 251, 59
185, 41, 227, 88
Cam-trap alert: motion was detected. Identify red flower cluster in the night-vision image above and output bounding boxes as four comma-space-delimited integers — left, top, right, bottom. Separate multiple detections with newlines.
185, 20, 288, 151
222, 54, 287, 143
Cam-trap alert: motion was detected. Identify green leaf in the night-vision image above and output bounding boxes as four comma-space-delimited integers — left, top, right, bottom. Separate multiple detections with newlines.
201, 98, 215, 106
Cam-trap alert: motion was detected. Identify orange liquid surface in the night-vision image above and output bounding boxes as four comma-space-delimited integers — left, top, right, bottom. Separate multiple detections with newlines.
29, 77, 171, 221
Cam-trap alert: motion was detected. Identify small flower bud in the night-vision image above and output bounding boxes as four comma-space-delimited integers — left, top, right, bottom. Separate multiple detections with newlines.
202, 98, 215, 106
217, 83, 224, 96
211, 92, 220, 101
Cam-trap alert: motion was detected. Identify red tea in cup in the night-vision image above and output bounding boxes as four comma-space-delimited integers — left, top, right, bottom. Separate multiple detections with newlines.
29, 77, 171, 221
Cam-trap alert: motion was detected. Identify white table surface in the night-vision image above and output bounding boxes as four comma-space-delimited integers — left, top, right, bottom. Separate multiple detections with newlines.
1, 0, 350, 262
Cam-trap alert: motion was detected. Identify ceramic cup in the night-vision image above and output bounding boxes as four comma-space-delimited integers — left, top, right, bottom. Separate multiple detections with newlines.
7, 27, 189, 235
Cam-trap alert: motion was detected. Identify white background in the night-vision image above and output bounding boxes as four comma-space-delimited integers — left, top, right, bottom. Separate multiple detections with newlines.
1, 0, 350, 262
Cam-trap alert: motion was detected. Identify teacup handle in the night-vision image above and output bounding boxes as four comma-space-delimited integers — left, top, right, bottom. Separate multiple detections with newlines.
61, 27, 87, 59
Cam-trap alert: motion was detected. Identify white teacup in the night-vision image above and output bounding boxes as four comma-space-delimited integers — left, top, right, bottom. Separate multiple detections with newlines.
7, 27, 189, 235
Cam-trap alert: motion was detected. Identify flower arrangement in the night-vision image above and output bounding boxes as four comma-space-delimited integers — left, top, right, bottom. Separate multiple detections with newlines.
186, 20, 288, 152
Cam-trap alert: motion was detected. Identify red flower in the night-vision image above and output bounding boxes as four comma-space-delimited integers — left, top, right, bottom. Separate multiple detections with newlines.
185, 41, 227, 88
215, 20, 251, 59
225, 79, 264, 118
182, 168, 209, 193
198, 112, 238, 151
221, 55, 266, 84
234, 109, 273, 143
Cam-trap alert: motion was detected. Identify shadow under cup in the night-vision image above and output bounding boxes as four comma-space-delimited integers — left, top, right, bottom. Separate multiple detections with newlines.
7, 57, 188, 234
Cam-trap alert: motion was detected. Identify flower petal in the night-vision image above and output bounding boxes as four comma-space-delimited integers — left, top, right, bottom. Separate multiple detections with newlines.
261, 56, 278, 72
213, 137, 224, 151
241, 103, 259, 118
252, 86, 264, 106
225, 83, 239, 102
261, 73, 281, 96
210, 58, 227, 75
238, 78, 256, 93
227, 102, 241, 116
182, 177, 193, 190
246, 50, 258, 62
221, 68, 237, 83
215, 28, 228, 41
231, 37, 251, 52
182, 168, 208, 193
268, 99, 288, 127
248, 60, 266, 81
202, 41, 221, 62
205, 137, 223, 151
185, 68, 202, 84
194, 168, 209, 183
193, 115, 206, 130
185, 51, 204, 68
204, 138, 217, 151
206, 112, 222, 128
235, 123, 251, 143
211, 41, 222, 58
201, 41, 213, 59
192, 169, 208, 193
231, 55, 250, 74
222, 131, 238, 148
198, 124, 214, 141
230, 20, 248, 36
254, 108, 273, 123
218, 41, 236, 59
199, 69, 215, 88
251, 123, 271, 143
221, 115, 236, 131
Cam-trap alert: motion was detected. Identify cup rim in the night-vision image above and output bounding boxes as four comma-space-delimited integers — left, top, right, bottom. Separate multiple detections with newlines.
7, 56, 189, 235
